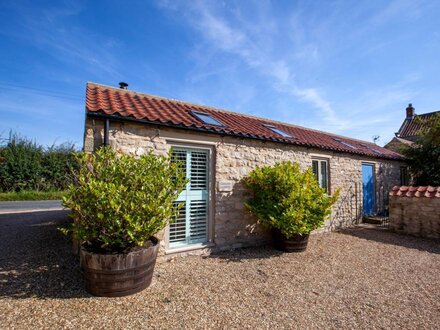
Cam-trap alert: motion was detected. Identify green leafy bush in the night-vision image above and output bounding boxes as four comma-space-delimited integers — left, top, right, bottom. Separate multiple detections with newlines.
42, 143, 79, 190
62, 147, 187, 253
0, 133, 43, 191
244, 161, 339, 237
0, 132, 78, 192
402, 113, 440, 185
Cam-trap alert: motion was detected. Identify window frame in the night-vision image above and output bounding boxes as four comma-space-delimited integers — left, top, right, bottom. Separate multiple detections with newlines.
165, 142, 215, 253
263, 125, 293, 138
311, 157, 330, 193
333, 137, 358, 150
189, 110, 226, 127
360, 143, 383, 155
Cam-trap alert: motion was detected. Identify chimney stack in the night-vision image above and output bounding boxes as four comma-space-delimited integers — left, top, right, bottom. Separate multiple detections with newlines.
406, 103, 415, 119
119, 82, 128, 89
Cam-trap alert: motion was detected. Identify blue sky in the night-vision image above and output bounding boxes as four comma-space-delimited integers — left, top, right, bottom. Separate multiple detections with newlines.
1, 0, 439, 147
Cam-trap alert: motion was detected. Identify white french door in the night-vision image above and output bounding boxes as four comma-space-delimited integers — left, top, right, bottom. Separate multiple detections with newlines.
169, 147, 209, 248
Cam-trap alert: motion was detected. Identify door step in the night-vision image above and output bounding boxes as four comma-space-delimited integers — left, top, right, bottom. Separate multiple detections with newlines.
356, 223, 390, 230
363, 216, 383, 225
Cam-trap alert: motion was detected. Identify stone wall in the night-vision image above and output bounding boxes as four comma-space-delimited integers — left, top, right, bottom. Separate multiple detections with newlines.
389, 187, 440, 238
84, 118, 404, 255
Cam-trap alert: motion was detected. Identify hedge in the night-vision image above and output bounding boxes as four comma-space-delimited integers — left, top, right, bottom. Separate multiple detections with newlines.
0, 132, 78, 192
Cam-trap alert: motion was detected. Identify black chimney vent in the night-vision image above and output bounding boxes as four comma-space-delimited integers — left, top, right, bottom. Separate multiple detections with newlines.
119, 82, 128, 89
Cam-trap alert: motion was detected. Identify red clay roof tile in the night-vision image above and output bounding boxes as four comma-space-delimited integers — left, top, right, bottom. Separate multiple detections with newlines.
86, 82, 405, 160
390, 186, 440, 198
398, 111, 440, 139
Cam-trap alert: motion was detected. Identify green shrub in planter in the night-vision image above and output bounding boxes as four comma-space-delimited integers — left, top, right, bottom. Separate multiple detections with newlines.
61, 147, 187, 253
244, 161, 339, 238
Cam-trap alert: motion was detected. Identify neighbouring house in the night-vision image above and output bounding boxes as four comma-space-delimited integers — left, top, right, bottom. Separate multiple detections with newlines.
84, 82, 405, 256
385, 104, 440, 185
385, 103, 440, 151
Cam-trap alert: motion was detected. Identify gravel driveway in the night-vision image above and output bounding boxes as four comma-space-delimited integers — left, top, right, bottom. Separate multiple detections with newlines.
1, 211, 439, 329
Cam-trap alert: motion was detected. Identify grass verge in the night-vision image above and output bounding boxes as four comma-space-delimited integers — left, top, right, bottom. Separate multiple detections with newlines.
0, 190, 66, 201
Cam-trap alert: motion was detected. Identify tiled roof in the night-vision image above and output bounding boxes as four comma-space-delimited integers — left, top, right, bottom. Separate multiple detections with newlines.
392, 137, 414, 146
390, 186, 440, 198
85, 82, 404, 160
397, 111, 440, 139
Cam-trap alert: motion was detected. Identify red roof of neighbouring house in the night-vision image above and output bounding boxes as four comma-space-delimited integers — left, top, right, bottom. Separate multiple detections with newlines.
397, 111, 440, 139
390, 186, 440, 198
85, 82, 404, 160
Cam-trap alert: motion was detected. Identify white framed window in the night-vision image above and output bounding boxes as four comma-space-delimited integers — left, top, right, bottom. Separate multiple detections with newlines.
312, 158, 329, 192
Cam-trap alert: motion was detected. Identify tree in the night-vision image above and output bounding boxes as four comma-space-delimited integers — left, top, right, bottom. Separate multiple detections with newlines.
402, 114, 440, 186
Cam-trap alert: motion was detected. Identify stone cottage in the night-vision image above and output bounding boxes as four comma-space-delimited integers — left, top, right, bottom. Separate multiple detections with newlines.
84, 82, 405, 256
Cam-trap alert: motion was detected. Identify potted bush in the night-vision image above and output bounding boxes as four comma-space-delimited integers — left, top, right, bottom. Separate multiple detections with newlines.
244, 161, 339, 252
61, 147, 187, 297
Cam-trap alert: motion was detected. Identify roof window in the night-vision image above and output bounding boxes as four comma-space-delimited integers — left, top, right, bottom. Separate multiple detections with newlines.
360, 143, 382, 154
264, 125, 293, 138
190, 111, 224, 126
333, 137, 358, 150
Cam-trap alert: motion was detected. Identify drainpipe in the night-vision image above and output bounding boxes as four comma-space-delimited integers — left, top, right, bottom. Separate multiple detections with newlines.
103, 118, 110, 147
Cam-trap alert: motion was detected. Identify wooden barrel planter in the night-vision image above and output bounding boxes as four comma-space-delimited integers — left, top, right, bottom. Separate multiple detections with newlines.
80, 237, 159, 297
272, 229, 309, 252
72, 239, 80, 256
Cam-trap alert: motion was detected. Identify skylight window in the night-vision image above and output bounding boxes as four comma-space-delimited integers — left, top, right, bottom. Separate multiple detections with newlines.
264, 125, 293, 138
360, 143, 382, 154
333, 138, 358, 150
190, 111, 224, 126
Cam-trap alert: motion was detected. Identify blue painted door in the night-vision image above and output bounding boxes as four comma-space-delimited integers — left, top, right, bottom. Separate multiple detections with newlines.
362, 164, 375, 216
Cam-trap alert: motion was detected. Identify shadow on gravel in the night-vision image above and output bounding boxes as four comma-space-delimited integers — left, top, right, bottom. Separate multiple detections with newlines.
0, 210, 90, 299
340, 227, 440, 254
207, 245, 284, 263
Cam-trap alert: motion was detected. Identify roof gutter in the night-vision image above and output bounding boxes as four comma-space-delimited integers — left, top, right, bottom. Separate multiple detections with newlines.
86, 112, 405, 161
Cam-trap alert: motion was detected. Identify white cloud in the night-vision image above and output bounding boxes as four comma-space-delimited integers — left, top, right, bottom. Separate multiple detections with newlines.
158, 1, 349, 130
291, 87, 349, 129
369, 0, 424, 26
156, 0, 438, 145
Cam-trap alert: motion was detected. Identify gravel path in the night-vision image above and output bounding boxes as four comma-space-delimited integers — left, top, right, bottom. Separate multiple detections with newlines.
1, 211, 439, 329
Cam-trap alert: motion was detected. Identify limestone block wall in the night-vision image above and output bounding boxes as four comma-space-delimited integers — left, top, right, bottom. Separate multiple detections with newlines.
84, 118, 404, 253
389, 186, 440, 238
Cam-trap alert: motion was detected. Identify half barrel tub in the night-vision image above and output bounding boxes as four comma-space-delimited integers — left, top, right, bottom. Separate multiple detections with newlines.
272, 229, 309, 252
80, 237, 159, 297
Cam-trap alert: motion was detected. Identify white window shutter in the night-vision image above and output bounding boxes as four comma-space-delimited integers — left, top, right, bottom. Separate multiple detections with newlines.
170, 148, 209, 247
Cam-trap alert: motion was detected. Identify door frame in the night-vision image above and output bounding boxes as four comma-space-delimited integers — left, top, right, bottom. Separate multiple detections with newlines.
164, 141, 215, 252
361, 162, 376, 217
